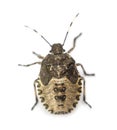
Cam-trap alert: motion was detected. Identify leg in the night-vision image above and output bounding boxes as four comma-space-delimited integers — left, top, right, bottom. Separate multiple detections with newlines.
18, 62, 41, 67
81, 77, 92, 108
67, 33, 82, 53
76, 63, 95, 76
31, 78, 40, 110
32, 51, 44, 59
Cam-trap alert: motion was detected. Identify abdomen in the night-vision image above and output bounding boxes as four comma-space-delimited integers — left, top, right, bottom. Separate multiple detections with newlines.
36, 76, 82, 114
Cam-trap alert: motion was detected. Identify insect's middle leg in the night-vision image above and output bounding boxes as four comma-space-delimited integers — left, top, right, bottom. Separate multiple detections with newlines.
81, 76, 92, 108
76, 63, 95, 76
31, 78, 40, 110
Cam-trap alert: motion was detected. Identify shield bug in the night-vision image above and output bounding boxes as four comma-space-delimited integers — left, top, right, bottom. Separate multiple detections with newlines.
19, 13, 95, 114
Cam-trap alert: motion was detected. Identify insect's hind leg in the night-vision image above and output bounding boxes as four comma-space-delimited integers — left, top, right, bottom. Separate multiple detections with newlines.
67, 33, 82, 53
31, 78, 40, 110
81, 76, 92, 108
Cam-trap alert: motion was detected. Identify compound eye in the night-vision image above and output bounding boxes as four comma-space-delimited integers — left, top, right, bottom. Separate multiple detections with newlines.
53, 87, 58, 92
63, 49, 65, 52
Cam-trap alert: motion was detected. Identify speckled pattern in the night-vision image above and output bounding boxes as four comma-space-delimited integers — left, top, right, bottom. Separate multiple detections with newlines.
35, 76, 82, 114
40, 51, 78, 86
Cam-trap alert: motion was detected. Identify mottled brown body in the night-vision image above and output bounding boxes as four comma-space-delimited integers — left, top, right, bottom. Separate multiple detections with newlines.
40, 52, 78, 85
36, 76, 82, 114
19, 13, 95, 114
19, 43, 94, 113
38, 50, 81, 114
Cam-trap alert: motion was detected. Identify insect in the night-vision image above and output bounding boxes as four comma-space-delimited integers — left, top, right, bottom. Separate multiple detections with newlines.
19, 13, 95, 114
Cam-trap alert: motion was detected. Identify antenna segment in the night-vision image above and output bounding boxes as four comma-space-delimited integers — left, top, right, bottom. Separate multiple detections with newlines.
62, 13, 80, 46
24, 25, 52, 47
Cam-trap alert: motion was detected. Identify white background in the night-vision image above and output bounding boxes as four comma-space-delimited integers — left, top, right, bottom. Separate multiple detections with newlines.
0, 0, 117, 130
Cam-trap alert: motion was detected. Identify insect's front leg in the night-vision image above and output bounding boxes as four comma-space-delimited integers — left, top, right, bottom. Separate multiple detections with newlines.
18, 62, 41, 67
67, 33, 82, 53
76, 63, 95, 76
32, 51, 44, 59
81, 76, 92, 108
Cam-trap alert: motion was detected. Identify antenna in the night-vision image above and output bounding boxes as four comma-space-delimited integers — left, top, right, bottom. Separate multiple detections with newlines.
24, 25, 52, 47
62, 13, 79, 46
